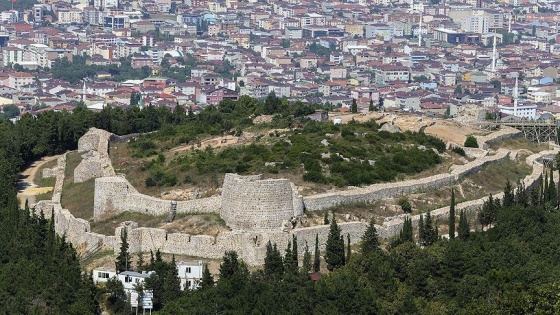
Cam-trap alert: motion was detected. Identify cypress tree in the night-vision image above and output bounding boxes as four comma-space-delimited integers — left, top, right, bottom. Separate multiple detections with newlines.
323, 211, 330, 225
200, 264, 214, 289
115, 229, 131, 273
351, 98, 358, 113
503, 180, 515, 208
325, 217, 345, 271
292, 234, 298, 268
264, 241, 284, 277
530, 185, 541, 207
346, 234, 351, 263
418, 215, 425, 245
361, 217, 380, 254
400, 217, 413, 243
544, 172, 550, 203
458, 210, 470, 240
284, 240, 297, 274
137, 252, 145, 272
369, 99, 375, 112
423, 212, 437, 246
302, 242, 312, 274
313, 234, 320, 272
449, 188, 456, 239
548, 168, 556, 205
219, 250, 240, 280
515, 180, 528, 207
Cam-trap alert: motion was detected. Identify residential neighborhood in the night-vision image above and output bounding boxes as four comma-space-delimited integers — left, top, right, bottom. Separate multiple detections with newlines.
0, 0, 559, 120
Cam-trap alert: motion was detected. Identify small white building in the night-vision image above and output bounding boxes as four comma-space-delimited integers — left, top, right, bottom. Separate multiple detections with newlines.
118, 271, 155, 292
92, 267, 117, 284
177, 261, 204, 290
498, 103, 537, 119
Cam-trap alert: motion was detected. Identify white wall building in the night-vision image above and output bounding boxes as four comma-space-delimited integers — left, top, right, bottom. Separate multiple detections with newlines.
92, 267, 117, 283
3, 46, 23, 67
461, 15, 489, 34
177, 261, 204, 290
58, 9, 83, 24
118, 271, 155, 293
498, 103, 537, 119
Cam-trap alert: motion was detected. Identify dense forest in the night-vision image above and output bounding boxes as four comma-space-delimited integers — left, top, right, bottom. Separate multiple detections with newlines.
1, 97, 560, 314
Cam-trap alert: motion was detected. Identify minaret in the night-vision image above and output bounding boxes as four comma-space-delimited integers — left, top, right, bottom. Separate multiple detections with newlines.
491, 33, 497, 73
513, 76, 519, 118
418, 12, 423, 47
82, 79, 86, 102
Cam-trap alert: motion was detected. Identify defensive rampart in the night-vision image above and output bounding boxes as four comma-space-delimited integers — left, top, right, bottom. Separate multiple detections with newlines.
30, 127, 557, 265
221, 173, 304, 230
303, 149, 510, 211
478, 127, 522, 149
74, 128, 115, 183
93, 176, 221, 220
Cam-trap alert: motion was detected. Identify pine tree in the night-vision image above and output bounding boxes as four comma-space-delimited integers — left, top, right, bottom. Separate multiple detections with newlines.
325, 217, 345, 271
162, 255, 181, 304
346, 234, 351, 263
200, 264, 214, 289
351, 98, 358, 113
458, 210, 470, 240
219, 251, 240, 280
115, 229, 131, 273
361, 217, 380, 254
302, 242, 312, 274
449, 188, 456, 239
478, 194, 497, 228
313, 234, 320, 273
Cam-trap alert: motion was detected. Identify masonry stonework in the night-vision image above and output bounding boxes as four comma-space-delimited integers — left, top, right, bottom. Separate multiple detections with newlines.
221, 173, 304, 230
31, 127, 556, 266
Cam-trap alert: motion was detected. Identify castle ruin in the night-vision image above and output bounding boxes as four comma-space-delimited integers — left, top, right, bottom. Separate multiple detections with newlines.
32, 127, 555, 265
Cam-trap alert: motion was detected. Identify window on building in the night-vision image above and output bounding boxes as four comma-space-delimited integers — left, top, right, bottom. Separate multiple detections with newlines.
125, 276, 132, 283
98, 272, 110, 279
186, 267, 191, 273
187, 280, 192, 288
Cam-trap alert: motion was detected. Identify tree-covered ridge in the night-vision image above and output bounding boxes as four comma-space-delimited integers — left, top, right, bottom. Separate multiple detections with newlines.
0, 201, 99, 314
162, 179, 560, 314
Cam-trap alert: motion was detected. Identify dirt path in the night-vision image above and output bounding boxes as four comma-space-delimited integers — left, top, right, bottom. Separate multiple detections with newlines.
17, 155, 60, 207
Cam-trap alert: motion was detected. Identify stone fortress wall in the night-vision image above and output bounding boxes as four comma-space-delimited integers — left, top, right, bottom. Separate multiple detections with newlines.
32, 126, 550, 265
221, 173, 304, 231
74, 128, 116, 183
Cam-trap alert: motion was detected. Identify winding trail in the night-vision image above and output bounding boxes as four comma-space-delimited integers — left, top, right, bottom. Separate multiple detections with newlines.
17, 155, 61, 208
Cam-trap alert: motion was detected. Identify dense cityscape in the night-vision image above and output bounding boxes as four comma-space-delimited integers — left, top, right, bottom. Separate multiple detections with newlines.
2, 0, 560, 314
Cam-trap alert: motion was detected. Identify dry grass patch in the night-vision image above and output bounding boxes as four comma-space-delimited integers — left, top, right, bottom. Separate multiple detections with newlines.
90, 211, 229, 236
489, 138, 549, 153
33, 158, 57, 187
60, 151, 95, 220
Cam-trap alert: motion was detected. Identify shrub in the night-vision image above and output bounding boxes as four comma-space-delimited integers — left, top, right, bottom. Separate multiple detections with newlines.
452, 147, 466, 156
398, 198, 412, 213
464, 135, 479, 148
